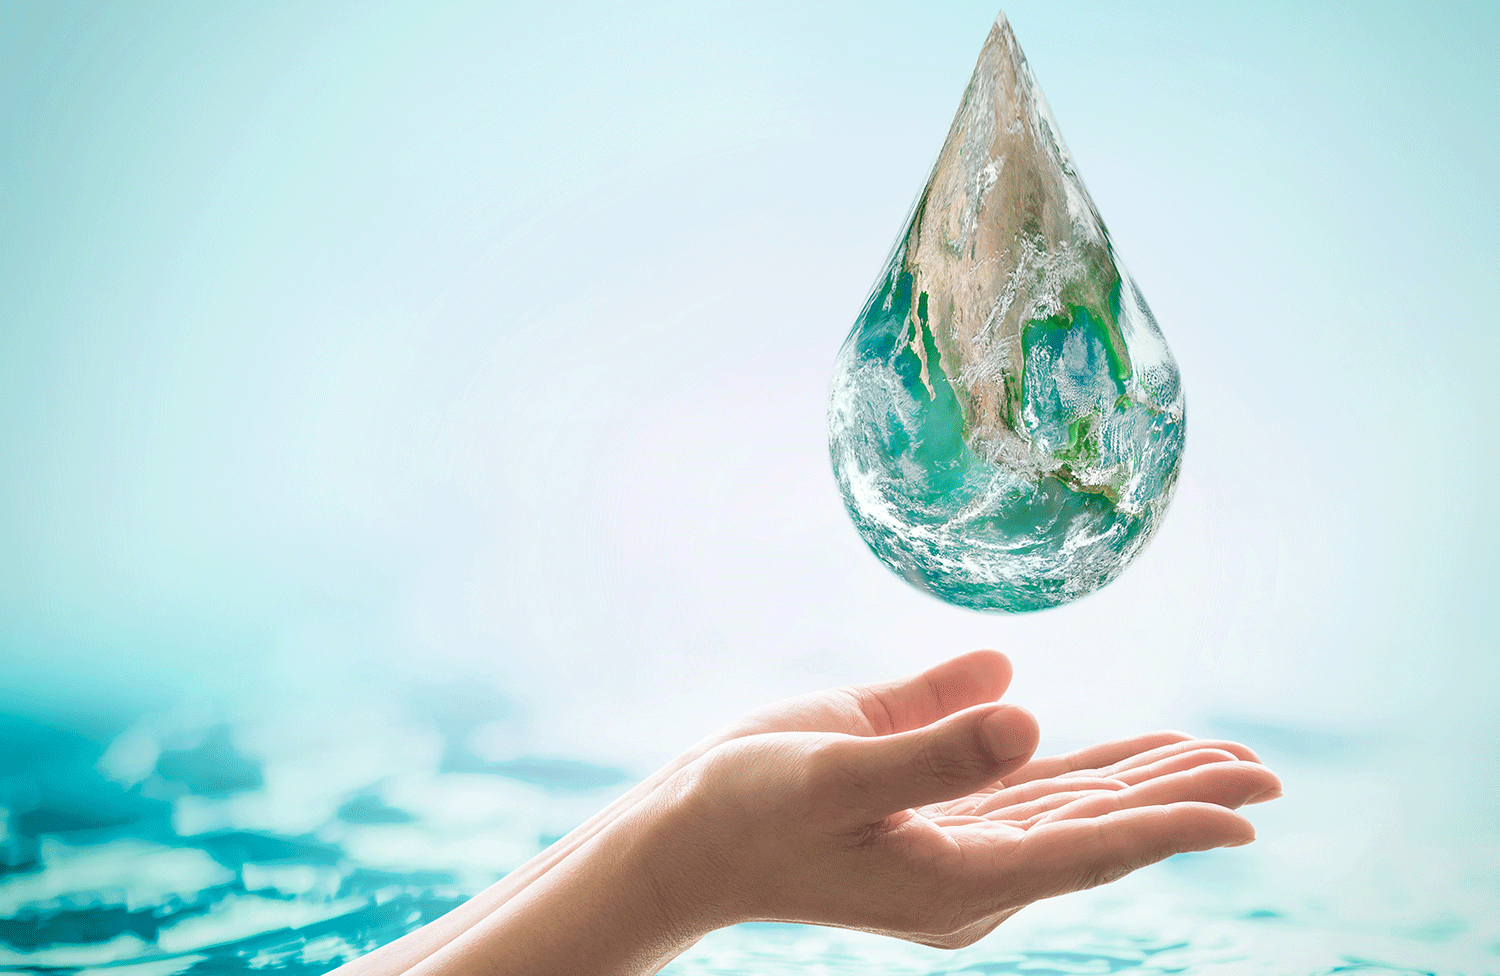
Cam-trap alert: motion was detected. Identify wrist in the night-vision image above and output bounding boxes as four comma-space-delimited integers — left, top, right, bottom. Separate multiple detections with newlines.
403, 765, 731, 976
629, 759, 748, 939
640, 736, 817, 930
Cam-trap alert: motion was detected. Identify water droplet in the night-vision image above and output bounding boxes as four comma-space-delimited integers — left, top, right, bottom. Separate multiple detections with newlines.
829, 13, 1184, 612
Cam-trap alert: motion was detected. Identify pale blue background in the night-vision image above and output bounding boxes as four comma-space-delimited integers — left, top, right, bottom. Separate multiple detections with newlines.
2, 2, 1498, 971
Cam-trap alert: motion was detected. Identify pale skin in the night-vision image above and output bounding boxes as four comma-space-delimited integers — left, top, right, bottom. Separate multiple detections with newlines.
331, 650, 1282, 976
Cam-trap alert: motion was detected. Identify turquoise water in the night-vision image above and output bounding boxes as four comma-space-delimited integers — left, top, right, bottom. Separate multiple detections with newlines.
0, 691, 634, 974
3, 697, 1497, 975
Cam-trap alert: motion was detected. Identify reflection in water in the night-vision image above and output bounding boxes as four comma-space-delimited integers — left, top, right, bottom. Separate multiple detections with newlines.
1, 698, 1496, 975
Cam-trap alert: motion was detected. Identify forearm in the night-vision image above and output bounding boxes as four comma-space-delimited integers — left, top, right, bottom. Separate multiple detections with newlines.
330, 731, 734, 976
403, 774, 719, 976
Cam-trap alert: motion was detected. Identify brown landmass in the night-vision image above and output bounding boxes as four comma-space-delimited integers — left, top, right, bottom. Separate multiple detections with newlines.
897, 14, 1132, 482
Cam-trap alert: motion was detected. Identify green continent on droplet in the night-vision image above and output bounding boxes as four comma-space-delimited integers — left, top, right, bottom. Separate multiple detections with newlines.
1057, 413, 1099, 466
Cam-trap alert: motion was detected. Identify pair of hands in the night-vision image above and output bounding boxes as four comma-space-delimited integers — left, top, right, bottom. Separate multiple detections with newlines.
347, 650, 1280, 975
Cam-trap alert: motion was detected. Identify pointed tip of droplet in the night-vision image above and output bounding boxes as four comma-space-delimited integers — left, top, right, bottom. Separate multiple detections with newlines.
983, 10, 1021, 70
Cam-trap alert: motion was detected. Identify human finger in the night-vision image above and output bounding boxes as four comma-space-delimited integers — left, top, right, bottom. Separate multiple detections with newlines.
1074, 738, 1264, 779
1001, 731, 1194, 784
980, 803, 1256, 905
1108, 748, 1243, 787
820, 702, 1038, 819
846, 650, 1013, 736
1033, 762, 1280, 826
965, 776, 1125, 817
978, 787, 1125, 826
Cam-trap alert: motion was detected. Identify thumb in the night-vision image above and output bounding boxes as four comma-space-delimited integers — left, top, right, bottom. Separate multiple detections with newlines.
823, 703, 1039, 819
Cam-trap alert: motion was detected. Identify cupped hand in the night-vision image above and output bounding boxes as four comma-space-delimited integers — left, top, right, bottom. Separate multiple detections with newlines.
351, 652, 1282, 976
665, 695, 1281, 949
333, 650, 1022, 976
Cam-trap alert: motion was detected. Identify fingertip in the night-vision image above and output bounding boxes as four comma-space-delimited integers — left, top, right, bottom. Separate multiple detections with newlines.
1220, 742, 1265, 765
1195, 806, 1256, 850
987, 649, 1015, 697
950, 649, 1014, 698
982, 703, 1039, 764
1193, 738, 1265, 765
968, 647, 1012, 677
920, 649, 1013, 709
1237, 762, 1282, 802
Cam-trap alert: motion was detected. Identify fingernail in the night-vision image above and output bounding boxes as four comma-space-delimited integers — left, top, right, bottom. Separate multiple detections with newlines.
1248, 788, 1283, 804
1227, 834, 1256, 848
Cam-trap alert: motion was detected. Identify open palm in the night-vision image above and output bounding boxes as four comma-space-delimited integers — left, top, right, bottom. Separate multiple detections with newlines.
887, 731, 1279, 947
679, 652, 1280, 948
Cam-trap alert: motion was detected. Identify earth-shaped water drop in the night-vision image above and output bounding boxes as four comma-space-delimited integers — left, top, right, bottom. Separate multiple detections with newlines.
829, 12, 1184, 612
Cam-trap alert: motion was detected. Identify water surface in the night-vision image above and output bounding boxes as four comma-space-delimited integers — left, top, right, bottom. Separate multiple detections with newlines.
2, 698, 1495, 975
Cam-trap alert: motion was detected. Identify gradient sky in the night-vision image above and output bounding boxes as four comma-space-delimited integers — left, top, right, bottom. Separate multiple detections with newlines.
2, 0, 1497, 794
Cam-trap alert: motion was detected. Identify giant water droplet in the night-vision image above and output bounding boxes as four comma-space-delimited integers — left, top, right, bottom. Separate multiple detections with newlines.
829, 12, 1184, 612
